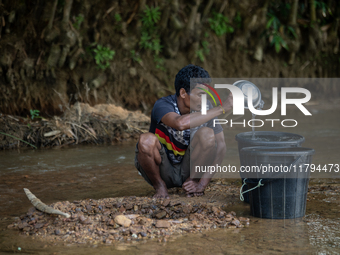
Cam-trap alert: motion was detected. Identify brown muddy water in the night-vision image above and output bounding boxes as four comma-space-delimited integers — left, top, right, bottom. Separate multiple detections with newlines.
0, 104, 340, 254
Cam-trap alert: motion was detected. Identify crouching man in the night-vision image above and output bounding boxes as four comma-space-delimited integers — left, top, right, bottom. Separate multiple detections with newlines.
135, 64, 233, 198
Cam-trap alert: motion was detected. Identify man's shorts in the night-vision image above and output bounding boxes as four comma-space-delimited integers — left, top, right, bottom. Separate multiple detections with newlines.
134, 142, 191, 188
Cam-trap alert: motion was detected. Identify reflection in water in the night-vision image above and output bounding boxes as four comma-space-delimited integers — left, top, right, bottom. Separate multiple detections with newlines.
0, 144, 135, 175
0, 107, 340, 254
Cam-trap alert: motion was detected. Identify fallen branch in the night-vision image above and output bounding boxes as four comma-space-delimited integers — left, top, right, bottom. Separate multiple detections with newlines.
24, 188, 70, 218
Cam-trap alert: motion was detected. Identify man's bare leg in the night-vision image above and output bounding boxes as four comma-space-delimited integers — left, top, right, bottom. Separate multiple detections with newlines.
137, 133, 169, 199
182, 127, 217, 197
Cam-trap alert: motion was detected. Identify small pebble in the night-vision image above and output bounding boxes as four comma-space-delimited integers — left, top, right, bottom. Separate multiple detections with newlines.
140, 232, 147, 237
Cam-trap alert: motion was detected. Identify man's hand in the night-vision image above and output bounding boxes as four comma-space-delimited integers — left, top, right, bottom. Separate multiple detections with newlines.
182, 179, 205, 196
222, 92, 233, 112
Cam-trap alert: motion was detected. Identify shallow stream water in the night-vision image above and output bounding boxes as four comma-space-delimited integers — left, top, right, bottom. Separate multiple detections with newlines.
0, 104, 340, 254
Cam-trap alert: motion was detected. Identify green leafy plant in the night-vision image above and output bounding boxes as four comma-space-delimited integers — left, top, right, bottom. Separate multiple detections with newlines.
314, 0, 333, 25
151, 38, 163, 55
196, 40, 210, 62
266, 12, 289, 53
266, 12, 281, 31
92, 45, 115, 70
315, 0, 332, 18
30, 109, 41, 120
130, 50, 142, 63
139, 35, 163, 55
286, 26, 297, 39
270, 33, 288, 53
141, 5, 161, 31
140, 32, 152, 50
114, 13, 122, 22
201, 40, 210, 54
139, 5, 165, 71
139, 5, 162, 50
196, 49, 205, 62
73, 14, 84, 30
209, 11, 234, 36
234, 12, 242, 29
154, 55, 165, 71
113, 13, 122, 31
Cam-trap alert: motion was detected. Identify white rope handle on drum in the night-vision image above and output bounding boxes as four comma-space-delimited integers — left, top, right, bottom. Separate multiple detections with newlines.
240, 178, 264, 201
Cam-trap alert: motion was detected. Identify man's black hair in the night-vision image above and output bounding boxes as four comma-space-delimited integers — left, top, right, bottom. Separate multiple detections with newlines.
175, 64, 211, 97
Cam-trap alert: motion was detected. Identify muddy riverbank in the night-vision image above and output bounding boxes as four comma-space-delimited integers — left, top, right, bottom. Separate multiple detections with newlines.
0, 102, 149, 150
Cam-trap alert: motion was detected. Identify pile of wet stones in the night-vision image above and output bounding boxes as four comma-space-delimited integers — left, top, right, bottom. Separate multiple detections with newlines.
8, 196, 249, 244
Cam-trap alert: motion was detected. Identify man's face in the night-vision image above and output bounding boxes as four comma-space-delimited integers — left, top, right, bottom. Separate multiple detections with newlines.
189, 84, 208, 112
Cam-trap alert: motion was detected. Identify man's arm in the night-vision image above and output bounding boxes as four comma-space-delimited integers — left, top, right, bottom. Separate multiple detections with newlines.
161, 94, 233, 131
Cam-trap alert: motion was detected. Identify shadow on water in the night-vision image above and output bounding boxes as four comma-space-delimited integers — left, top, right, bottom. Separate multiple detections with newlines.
0, 105, 340, 254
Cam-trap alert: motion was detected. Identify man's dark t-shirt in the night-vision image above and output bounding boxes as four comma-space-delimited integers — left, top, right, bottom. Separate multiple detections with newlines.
149, 94, 223, 165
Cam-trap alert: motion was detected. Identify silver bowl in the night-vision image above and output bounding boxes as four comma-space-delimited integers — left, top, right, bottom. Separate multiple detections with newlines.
233, 80, 262, 109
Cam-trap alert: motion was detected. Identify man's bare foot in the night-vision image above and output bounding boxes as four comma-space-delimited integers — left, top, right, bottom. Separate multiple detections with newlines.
153, 185, 169, 199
